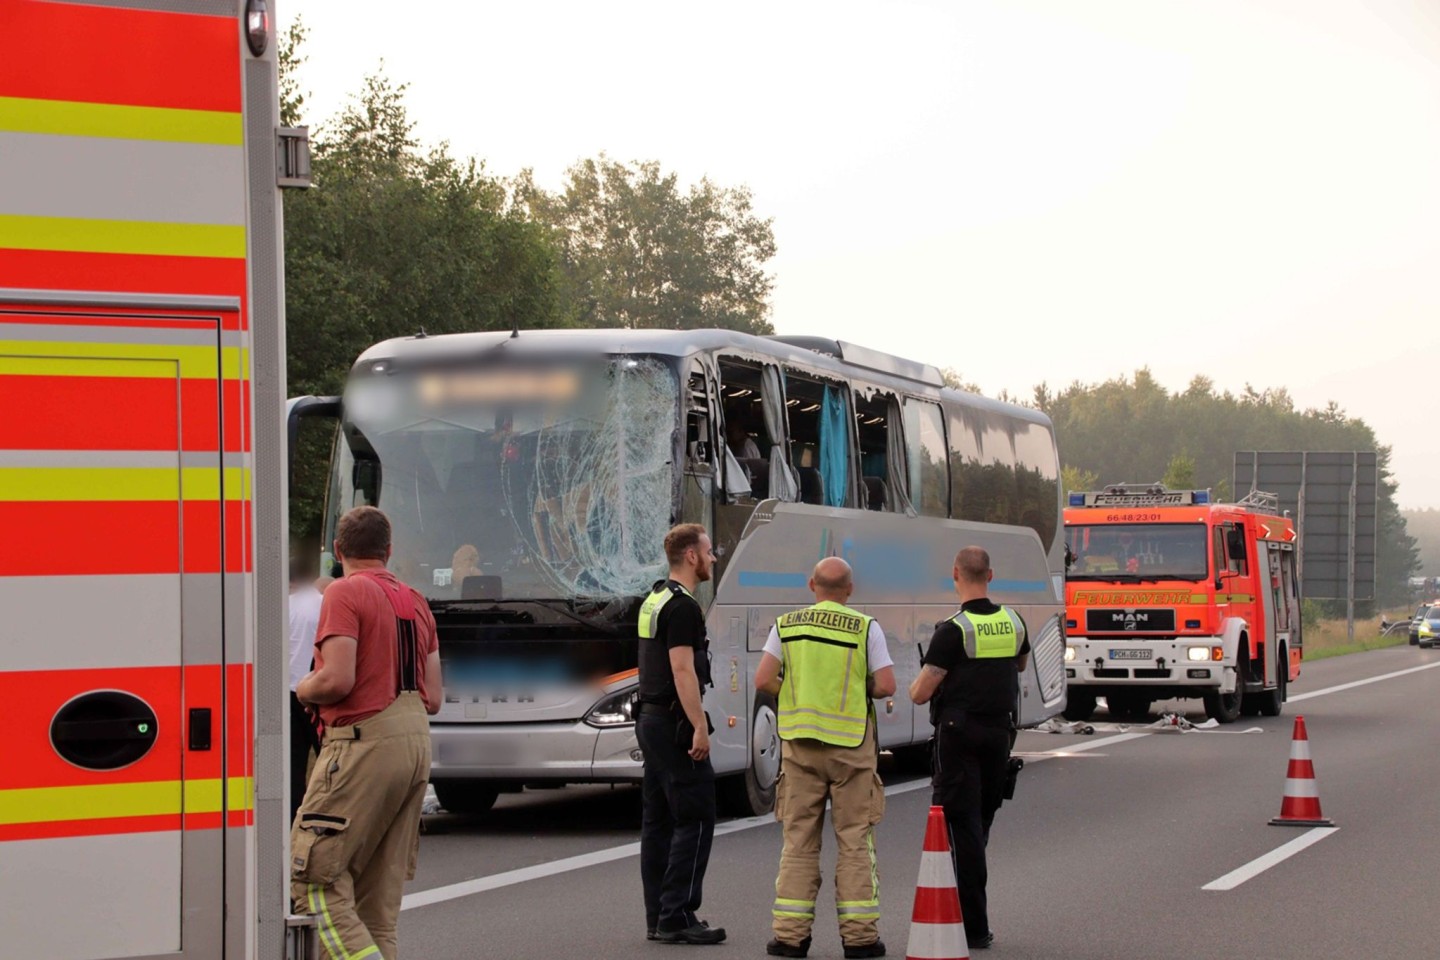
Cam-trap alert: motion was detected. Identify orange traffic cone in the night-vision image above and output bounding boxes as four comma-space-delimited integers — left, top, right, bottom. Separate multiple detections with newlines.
905, 806, 968, 960
1269, 715, 1334, 827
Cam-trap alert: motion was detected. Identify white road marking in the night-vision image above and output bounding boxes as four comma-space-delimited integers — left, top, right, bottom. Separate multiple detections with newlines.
402, 731, 1153, 911
1201, 827, 1339, 891
402, 658, 1434, 913
1287, 660, 1440, 702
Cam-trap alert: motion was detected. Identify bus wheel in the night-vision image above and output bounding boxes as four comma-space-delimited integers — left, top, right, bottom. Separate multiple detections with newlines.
1255, 646, 1286, 717
721, 693, 780, 817
1062, 690, 1097, 722
433, 779, 499, 816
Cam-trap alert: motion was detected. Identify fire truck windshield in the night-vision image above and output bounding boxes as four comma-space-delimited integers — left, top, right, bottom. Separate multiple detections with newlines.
1065, 523, 1209, 581
323, 355, 680, 603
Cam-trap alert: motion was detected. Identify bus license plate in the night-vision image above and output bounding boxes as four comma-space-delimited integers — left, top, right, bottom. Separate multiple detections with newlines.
1108, 649, 1153, 660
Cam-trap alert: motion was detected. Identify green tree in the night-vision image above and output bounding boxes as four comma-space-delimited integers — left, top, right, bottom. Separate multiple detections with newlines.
1162, 453, 1196, 489
516, 155, 777, 332
1046, 370, 1419, 608
1061, 465, 1098, 495
281, 53, 570, 539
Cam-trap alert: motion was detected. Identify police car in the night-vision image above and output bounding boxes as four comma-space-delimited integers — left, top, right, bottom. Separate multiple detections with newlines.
1412, 604, 1440, 648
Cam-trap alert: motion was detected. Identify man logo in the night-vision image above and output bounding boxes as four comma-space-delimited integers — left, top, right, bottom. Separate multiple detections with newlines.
1116, 610, 1150, 631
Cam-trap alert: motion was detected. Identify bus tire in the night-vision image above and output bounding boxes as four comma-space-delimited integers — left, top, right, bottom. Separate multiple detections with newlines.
432, 779, 499, 816
720, 693, 780, 817
1255, 645, 1286, 717
1062, 690, 1097, 722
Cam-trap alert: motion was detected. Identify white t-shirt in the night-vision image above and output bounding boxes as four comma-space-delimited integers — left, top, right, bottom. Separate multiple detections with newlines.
288, 585, 324, 692
763, 618, 895, 675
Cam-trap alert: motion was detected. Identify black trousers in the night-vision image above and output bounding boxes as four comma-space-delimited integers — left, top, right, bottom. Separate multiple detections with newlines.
288, 691, 322, 824
932, 713, 1011, 942
637, 712, 716, 932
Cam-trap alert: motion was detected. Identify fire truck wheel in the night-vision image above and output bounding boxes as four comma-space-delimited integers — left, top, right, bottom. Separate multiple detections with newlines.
1062, 690, 1097, 722
432, 779, 500, 816
1254, 647, 1286, 717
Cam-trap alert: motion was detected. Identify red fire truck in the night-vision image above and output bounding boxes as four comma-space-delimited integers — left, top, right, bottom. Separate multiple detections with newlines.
2, 2, 307, 957
1062, 484, 1302, 724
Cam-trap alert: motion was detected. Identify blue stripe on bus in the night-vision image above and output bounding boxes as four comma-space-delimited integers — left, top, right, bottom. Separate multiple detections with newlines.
738, 571, 1050, 593
738, 571, 809, 589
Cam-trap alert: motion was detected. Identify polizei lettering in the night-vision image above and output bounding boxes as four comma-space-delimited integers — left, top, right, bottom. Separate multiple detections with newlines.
976, 620, 1015, 637
779, 609, 865, 633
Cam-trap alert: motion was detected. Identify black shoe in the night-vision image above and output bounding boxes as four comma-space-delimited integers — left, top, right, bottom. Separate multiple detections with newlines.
968, 931, 995, 950
655, 923, 727, 945
843, 940, 886, 958
766, 936, 811, 957
647, 929, 659, 942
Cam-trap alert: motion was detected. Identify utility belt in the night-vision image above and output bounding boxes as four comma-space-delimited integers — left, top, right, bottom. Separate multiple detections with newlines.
637, 699, 714, 747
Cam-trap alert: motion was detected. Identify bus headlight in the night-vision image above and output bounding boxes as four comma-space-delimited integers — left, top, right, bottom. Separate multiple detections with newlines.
584, 687, 640, 727
1064, 646, 1077, 662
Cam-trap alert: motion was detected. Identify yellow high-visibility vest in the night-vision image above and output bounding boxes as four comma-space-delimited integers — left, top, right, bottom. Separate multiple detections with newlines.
951, 606, 1024, 659
775, 600, 872, 747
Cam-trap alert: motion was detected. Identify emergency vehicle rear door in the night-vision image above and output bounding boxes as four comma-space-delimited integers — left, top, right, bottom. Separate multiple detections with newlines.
0, 302, 230, 959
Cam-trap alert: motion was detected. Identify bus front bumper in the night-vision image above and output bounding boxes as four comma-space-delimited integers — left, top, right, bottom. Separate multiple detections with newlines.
1065, 637, 1237, 693
428, 721, 644, 782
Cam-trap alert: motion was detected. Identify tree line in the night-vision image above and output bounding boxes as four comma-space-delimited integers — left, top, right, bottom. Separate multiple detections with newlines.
281, 26, 1419, 607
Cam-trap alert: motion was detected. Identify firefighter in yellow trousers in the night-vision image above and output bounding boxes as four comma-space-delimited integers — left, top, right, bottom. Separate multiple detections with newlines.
755, 557, 897, 959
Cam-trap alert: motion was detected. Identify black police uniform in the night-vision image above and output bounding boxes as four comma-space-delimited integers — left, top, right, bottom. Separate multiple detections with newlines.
923, 598, 1030, 948
636, 579, 717, 939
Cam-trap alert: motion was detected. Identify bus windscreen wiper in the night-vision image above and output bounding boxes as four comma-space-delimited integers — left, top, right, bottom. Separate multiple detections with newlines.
429, 598, 620, 635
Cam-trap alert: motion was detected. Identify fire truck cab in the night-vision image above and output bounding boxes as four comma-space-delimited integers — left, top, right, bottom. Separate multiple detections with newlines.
1062, 484, 1302, 724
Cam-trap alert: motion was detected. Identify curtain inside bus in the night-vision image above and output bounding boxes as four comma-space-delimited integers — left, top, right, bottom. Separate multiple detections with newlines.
885, 400, 914, 514
819, 385, 848, 507
761, 365, 800, 501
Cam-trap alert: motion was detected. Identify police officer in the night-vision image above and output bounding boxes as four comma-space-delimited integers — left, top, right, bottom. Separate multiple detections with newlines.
636, 523, 726, 945
908, 546, 1030, 952
755, 557, 895, 959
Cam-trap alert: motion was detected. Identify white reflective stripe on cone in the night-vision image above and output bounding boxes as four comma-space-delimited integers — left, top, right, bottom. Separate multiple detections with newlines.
916, 850, 957, 889
1289, 741, 1312, 761
905, 920, 968, 960
1283, 777, 1320, 798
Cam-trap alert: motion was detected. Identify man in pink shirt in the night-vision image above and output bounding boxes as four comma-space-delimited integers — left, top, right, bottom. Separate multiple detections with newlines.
291, 506, 443, 960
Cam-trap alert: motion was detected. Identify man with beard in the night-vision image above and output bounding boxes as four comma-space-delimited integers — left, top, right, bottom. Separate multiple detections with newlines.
636, 523, 726, 945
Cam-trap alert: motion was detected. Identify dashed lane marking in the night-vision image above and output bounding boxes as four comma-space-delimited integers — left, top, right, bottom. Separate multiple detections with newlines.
1202, 827, 1339, 891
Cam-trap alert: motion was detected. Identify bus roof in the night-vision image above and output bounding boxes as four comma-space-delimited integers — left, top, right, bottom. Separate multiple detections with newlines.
354, 327, 1052, 427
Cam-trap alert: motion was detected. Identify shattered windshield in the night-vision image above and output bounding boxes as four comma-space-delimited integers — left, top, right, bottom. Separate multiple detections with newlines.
324, 355, 680, 601
1065, 523, 1209, 581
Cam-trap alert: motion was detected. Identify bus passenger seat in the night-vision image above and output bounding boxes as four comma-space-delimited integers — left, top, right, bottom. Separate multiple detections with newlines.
863, 476, 887, 511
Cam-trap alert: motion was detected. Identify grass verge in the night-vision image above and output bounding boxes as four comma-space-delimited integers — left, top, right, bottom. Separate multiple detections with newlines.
1302, 617, 1410, 661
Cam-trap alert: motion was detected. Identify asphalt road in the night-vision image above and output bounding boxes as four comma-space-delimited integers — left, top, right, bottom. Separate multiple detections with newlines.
396, 645, 1440, 959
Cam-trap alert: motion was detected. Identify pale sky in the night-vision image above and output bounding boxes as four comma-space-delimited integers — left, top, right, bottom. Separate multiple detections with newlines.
284, 0, 1440, 509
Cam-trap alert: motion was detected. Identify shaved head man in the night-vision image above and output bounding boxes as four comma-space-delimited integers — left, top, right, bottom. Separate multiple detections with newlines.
755, 557, 896, 959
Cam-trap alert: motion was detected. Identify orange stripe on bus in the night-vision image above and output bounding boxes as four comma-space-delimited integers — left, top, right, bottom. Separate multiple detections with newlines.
0, 249, 247, 330
0, 0, 241, 113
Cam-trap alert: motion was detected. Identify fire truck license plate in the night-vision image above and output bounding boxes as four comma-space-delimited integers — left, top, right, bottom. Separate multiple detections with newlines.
1108, 649, 1153, 660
